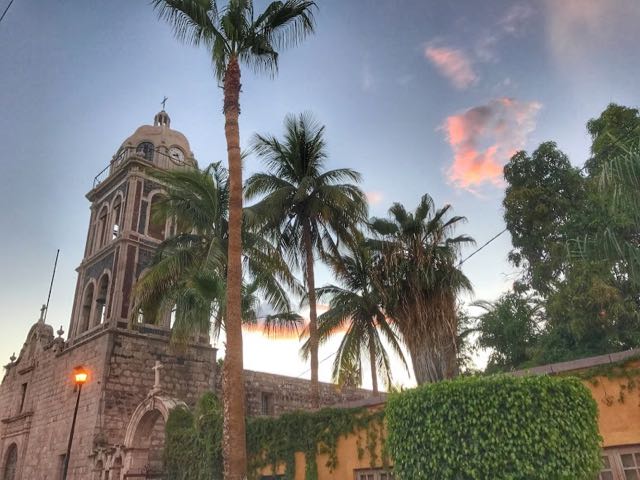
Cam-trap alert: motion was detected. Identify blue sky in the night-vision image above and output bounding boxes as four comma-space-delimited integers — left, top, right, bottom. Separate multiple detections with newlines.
1, 0, 639, 385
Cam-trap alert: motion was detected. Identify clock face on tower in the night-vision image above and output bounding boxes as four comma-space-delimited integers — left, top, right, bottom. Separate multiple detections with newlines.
169, 147, 184, 162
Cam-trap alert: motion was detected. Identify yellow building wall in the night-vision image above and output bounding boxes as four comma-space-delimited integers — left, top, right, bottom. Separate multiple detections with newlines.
581, 361, 640, 448
259, 366, 640, 479
258, 408, 388, 480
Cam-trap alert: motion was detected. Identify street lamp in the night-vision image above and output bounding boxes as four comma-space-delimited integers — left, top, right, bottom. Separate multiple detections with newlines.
62, 366, 88, 480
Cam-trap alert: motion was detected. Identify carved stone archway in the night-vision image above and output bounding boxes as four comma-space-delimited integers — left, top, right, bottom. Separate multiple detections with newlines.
122, 395, 186, 478
2, 444, 17, 480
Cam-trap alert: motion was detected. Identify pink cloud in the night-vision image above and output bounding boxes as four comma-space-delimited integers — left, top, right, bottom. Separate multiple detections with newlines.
366, 191, 384, 205
424, 45, 477, 89
443, 98, 542, 191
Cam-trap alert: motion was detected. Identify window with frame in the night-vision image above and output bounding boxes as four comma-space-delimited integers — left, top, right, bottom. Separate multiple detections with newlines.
18, 383, 27, 413
111, 196, 122, 239
261, 392, 274, 416
599, 445, 640, 480
620, 450, 640, 479
147, 195, 166, 240
355, 468, 394, 480
97, 206, 109, 250
599, 453, 615, 480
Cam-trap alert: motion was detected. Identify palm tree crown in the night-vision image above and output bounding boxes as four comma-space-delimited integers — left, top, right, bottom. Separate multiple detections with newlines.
132, 163, 301, 341
245, 112, 368, 406
370, 194, 474, 384
302, 237, 407, 394
246, 113, 367, 265
152, 0, 317, 80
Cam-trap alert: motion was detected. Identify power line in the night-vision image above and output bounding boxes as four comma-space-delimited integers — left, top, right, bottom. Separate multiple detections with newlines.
295, 349, 338, 378
458, 228, 508, 267
457, 125, 639, 269
43, 249, 60, 322
0, 0, 15, 25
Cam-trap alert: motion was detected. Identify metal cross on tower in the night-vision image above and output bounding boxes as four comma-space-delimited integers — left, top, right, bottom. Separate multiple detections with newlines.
161, 96, 168, 110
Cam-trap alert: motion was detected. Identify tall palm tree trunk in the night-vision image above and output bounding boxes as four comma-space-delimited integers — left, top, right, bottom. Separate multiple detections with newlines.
222, 55, 247, 480
368, 335, 379, 395
303, 220, 320, 408
403, 304, 458, 384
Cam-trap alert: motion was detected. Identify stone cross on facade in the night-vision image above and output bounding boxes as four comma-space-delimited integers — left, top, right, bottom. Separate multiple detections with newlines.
152, 360, 163, 391
38, 305, 46, 323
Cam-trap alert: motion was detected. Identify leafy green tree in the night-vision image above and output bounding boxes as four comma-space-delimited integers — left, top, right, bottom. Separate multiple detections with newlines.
472, 292, 542, 372
370, 195, 474, 384
245, 113, 368, 407
151, 2, 317, 475
164, 393, 224, 480
503, 141, 585, 294
534, 261, 640, 364
586, 103, 640, 175
301, 237, 407, 394
501, 104, 640, 367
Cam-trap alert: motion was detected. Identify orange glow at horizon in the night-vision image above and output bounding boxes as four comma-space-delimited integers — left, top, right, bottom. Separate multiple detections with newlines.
242, 303, 351, 340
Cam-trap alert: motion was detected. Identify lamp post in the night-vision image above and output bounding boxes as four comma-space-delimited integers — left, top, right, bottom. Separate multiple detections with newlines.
62, 366, 88, 480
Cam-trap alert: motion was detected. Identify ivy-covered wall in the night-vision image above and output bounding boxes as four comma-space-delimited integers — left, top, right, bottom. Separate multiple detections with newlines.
164, 364, 640, 480
386, 375, 602, 480
164, 394, 387, 480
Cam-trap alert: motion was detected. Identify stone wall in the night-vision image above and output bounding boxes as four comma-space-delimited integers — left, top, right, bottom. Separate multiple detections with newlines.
0, 324, 216, 480
0, 319, 375, 479
0, 323, 111, 480
100, 329, 216, 446
241, 370, 379, 417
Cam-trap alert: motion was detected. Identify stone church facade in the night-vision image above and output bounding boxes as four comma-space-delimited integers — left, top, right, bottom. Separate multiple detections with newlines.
0, 112, 373, 480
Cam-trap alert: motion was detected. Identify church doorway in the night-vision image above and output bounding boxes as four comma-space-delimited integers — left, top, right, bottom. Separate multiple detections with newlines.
122, 395, 186, 479
127, 409, 165, 475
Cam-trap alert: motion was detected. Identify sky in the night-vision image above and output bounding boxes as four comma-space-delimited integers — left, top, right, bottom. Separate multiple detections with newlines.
1, 0, 639, 388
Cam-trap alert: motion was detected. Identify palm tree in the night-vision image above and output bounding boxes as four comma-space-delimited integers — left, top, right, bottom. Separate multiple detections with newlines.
132, 164, 302, 342
580, 138, 640, 286
301, 238, 407, 395
370, 194, 474, 384
245, 113, 368, 407
471, 292, 542, 372
151, 1, 316, 476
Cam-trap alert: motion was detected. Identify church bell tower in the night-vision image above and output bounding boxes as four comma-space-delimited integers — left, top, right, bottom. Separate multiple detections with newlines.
67, 110, 198, 341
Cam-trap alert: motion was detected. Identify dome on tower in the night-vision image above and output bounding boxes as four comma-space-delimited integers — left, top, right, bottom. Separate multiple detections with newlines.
117, 110, 196, 166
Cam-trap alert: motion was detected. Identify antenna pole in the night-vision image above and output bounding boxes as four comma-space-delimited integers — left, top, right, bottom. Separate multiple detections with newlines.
44, 249, 60, 322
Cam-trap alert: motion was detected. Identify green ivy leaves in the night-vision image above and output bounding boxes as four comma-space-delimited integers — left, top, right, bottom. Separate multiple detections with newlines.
164, 396, 385, 480
386, 375, 602, 480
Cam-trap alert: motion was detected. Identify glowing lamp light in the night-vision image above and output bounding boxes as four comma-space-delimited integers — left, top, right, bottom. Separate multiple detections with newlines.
73, 367, 88, 385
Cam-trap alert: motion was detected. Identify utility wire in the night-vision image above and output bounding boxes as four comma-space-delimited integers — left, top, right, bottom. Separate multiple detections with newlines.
296, 349, 338, 378
458, 228, 508, 268
0, 0, 14, 25
457, 124, 640, 269
43, 249, 60, 322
